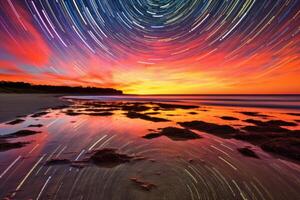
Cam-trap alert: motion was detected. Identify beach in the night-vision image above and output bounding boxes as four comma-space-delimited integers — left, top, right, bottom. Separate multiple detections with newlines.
0, 95, 299, 199
0, 94, 70, 123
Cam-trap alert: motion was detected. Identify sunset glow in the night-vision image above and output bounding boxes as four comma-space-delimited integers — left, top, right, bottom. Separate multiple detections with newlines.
0, 0, 299, 94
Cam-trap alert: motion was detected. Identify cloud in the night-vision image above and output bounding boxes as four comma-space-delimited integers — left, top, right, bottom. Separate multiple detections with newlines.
0, 2, 51, 66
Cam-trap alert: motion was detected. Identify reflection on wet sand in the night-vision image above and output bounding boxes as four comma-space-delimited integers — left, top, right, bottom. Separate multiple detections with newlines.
0, 99, 300, 200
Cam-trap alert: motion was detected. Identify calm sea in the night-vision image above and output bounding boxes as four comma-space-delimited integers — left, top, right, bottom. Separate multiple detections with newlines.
65, 95, 300, 110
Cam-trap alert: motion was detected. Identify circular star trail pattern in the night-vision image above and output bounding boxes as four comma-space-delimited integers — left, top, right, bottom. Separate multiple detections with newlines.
21, 0, 300, 63
0, 0, 300, 93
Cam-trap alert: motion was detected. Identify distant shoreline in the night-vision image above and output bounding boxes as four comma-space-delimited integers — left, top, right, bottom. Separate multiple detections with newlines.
0, 81, 123, 95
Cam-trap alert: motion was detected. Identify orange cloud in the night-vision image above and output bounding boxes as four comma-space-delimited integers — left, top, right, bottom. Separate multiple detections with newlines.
0, 60, 22, 73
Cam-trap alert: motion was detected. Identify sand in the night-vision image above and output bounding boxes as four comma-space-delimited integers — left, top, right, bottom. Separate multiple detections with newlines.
0, 93, 70, 123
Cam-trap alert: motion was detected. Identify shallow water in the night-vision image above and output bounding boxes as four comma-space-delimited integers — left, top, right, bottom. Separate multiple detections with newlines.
0, 96, 300, 200
66, 95, 300, 109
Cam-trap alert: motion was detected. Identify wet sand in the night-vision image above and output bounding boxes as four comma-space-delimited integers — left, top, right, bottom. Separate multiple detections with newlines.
0, 94, 70, 123
0, 98, 300, 199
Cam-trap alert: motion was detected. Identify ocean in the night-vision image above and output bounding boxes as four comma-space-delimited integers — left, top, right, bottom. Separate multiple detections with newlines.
65, 94, 300, 110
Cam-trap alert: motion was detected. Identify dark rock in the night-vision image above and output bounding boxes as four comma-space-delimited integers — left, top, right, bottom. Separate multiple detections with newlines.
28, 124, 43, 128
244, 119, 297, 127
233, 132, 284, 142
145, 112, 160, 115
175, 114, 300, 162
31, 111, 49, 118
238, 112, 269, 117
152, 107, 160, 111
143, 127, 201, 141
46, 158, 71, 165
0, 130, 41, 139
87, 112, 113, 116
237, 147, 259, 158
155, 103, 198, 110
122, 104, 151, 112
89, 148, 133, 168
178, 121, 239, 137
242, 125, 290, 133
83, 102, 106, 107
219, 116, 239, 121
126, 112, 170, 122
16, 115, 27, 118
261, 138, 300, 161
65, 110, 81, 116
143, 133, 162, 139
85, 108, 117, 112
286, 113, 300, 116
51, 105, 69, 110
0, 139, 30, 151
188, 112, 198, 115
6, 119, 25, 125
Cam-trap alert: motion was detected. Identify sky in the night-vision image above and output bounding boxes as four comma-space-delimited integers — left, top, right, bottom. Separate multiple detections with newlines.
0, 0, 299, 94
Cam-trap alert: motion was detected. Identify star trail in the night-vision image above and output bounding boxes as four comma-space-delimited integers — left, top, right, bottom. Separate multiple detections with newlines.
0, 0, 299, 94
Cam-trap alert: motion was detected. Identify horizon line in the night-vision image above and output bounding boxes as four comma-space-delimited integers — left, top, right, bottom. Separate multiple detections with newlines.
121, 94, 300, 96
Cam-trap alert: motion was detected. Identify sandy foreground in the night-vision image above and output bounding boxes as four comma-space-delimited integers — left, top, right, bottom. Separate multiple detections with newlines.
0, 93, 70, 123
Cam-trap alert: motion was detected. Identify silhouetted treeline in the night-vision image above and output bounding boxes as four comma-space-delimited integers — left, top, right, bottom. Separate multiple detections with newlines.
0, 81, 123, 94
